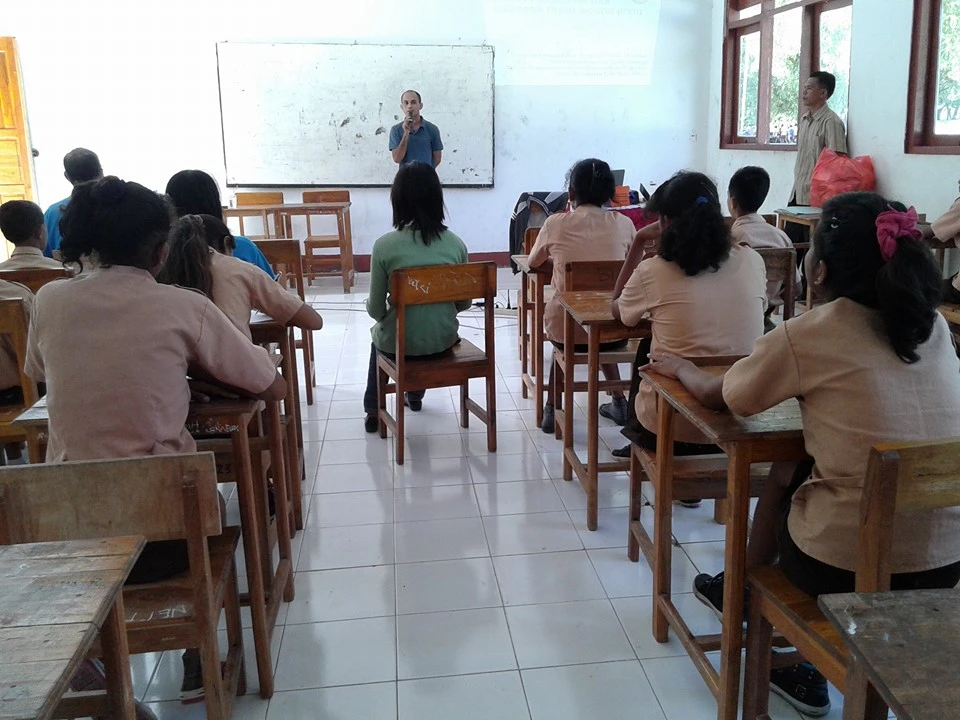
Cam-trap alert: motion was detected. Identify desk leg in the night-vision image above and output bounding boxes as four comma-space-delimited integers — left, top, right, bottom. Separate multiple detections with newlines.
268, 399, 295, 601
518, 271, 528, 374
561, 307, 575, 482
652, 398, 676, 643
842, 661, 889, 720
100, 592, 136, 720
585, 328, 600, 531
232, 423, 274, 698
340, 208, 355, 292
533, 279, 545, 426
716, 443, 752, 720
281, 329, 304, 529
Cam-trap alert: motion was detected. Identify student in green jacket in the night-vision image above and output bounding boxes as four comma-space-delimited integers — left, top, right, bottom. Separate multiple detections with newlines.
363, 162, 470, 432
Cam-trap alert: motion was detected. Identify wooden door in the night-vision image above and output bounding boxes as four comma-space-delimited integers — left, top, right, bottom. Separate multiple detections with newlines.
0, 38, 33, 205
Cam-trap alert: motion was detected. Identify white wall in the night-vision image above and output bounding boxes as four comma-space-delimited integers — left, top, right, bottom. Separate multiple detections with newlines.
8, 0, 713, 256
705, 0, 959, 219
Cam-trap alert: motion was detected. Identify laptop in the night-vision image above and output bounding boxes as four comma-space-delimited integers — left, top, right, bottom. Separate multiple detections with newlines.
612, 169, 626, 186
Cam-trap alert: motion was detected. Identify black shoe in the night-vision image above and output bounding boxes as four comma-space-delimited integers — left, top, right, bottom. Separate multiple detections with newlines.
599, 396, 629, 426
404, 393, 423, 412
770, 661, 831, 717
676, 498, 703, 508
364, 414, 378, 433
541, 403, 555, 434
611, 444, 631, 458
179, 650, 204, 704
693, 571, 725, 619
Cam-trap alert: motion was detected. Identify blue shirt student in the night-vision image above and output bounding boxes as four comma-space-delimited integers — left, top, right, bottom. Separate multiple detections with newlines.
43, 197, 70, 257
232, 235, 275, 277
389, 120, 443, 167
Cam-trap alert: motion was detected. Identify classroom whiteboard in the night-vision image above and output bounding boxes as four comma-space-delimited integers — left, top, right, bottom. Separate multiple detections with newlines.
216, 43, 495, 187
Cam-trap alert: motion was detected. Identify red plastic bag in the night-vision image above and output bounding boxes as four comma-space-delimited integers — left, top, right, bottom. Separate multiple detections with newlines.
809, 149, 876, 208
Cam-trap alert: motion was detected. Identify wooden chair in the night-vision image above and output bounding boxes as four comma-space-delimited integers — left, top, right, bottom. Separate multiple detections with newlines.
253, 238, 316, 406
301, 190, 353, 292
742, 439, 960, 720
0, 453, 245, 720
0, 299, 40, 461
0, 267, 73, 293
755, 247, 797, 322
376, 262, 497, 464
518, 227, 543, 405
235, 191, 288, 239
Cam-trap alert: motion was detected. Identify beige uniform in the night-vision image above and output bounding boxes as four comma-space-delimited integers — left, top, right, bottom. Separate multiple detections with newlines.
209, 251, 304, 340
730, 213, 802, 306
619, 244, 766, 443
25, 265, 278, 461
723, 298, 960, 572
0, 246, 65, 272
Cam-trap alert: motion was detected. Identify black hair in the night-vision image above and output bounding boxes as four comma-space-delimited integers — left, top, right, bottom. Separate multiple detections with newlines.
164, 170, 223, 219
63, 148, 103, 184
728, 166, 770, 214
391, 162, 447, 245
566, 158, 616, 207
158, 214, 236, 300
810, 71, 837, 98
647, 171, 730, 276
401, 90, 422, 103
0, 200, 44, 245
59, 176, 174, 271
815, 192, 941, 363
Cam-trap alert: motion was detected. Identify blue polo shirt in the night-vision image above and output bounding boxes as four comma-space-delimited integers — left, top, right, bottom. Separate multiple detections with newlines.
43, 197, 70, 257
232, 235, 275, 277
389, 119, 443, 167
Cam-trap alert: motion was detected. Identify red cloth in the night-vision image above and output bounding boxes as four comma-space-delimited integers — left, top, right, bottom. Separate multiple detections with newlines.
611, 205, 658, 231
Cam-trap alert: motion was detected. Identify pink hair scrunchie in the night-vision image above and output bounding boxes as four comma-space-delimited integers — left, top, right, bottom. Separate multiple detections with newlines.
875, 206, 922, 262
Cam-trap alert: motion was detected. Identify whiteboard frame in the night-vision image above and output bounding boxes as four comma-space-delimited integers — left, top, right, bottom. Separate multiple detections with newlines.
216, 42, 496, 189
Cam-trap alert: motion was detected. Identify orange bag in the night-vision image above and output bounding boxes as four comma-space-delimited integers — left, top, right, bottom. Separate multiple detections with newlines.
809, 148, 875, 208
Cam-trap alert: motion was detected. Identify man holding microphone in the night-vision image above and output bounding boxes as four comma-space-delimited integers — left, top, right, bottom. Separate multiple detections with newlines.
388, 90, 443, 168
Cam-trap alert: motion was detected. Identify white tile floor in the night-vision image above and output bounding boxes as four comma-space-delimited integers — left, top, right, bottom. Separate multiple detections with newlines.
131, 270, 852, 719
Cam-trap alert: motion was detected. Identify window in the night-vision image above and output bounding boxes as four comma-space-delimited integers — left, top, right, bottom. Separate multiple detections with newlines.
907, 0, 960, 153
721, 0, 853, 149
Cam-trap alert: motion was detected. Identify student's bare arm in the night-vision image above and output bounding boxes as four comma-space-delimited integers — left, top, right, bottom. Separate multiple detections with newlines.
258, 374, 288, 402
643, 354, 727, 411
289, 303, 323, 331
614, 224, 660, 300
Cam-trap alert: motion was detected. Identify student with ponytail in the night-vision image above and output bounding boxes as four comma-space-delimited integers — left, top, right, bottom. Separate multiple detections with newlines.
646, 192, 960, 716
159, 214, 322, 340
529, 158, 636, 433
611, 171, 766, 478
24, 176, 287, 704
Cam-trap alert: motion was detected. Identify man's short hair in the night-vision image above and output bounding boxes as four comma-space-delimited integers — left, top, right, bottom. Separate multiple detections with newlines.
401, 90, 422, 103
63, 148, 103, 184
809, 71, 837, 98
0, 200, 44, 245
728, 166, 770, 214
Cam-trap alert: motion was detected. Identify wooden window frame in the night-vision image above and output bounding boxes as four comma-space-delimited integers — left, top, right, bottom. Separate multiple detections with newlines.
720, 0, 853, 150
906, 0, 960, 154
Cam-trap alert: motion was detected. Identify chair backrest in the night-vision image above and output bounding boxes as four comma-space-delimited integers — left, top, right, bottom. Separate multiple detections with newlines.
254, 238, 305, 299
235, 192, 283, 206
754, 247, 797, 320
564, 260, 624, 292
389, 262, 497, 358
0, 299, 38, 407
856, 439, 960, 592
523, 227, 540, 254
0, 453, 221, 545
761, 213, 777, 226
302, 190, 350, 204
0, 267, 73, 294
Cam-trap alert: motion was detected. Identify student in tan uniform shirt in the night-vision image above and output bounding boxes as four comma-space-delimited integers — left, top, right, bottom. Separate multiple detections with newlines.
25, 176, 286, 704
920, 183, 960, 302
612, 171, 766, 487
158, 214, 323, 339
0, 200, 65, 271
528, 159, 635, 433
646, 192, 960, 716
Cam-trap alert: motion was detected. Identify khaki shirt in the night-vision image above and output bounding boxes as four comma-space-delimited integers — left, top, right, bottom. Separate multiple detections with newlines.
528, 205, 634, 343
723, 299, 960, 572
791, 104, 847, 206
0, 246, 65, 272
619, 244, 766, 443
932, 198, 960, 243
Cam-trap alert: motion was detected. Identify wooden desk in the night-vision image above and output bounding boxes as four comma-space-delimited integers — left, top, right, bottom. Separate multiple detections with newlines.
554, 290, 651, 530
0, 536, 144, 720
637, 367, 805, 720
820, 589, 959, 720
226, 202, 355, 292
13, 396, 293, 699
512, 254, 551, 426
251, 312, 305, 530
776, 208, 821, 312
